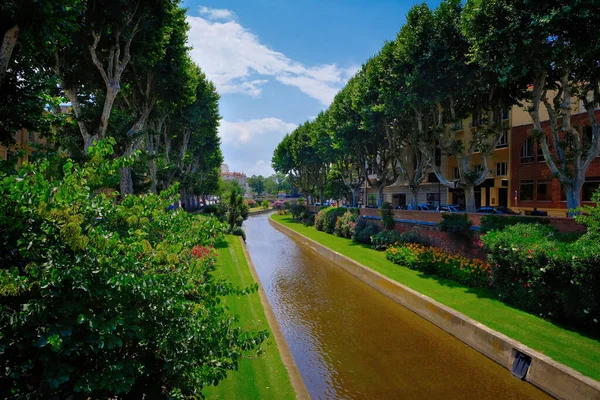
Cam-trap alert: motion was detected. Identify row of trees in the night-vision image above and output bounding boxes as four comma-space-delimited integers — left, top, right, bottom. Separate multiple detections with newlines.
272, 0, 600, 214
247, 173, 292, 197
1, 0, 223, 201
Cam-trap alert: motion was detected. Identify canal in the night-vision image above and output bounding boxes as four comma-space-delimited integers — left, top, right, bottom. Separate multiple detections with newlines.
244, 213, 549, 399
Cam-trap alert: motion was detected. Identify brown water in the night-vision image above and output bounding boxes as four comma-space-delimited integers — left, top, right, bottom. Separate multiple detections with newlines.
244, 213, 550, 399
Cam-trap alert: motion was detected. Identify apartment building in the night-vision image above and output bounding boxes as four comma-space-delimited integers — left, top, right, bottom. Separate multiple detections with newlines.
0, 128, 45, 164
510, 105, 600, 217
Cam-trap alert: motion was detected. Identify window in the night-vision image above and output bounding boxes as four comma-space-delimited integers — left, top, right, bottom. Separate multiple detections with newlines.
367, 193, 377, 207
434, 148, 441, 167
502, 109, 509, 121
519, 180, 534, 201
520, 138, 534, 163
28, 131, 35, 142
536, 180, 552, 201
452, 167, 460, 179
496, 162, 507, 176
536, 141, 545, 162
427, 193, 440, 207
452, 120, 463, 131
471, 113, 484, 127
428, 172, 439, 183
496, 131, 508, 148
582, 179, 600, 202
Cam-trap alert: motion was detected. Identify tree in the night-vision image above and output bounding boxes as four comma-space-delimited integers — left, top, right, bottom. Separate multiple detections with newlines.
353, 61, 400, 207
328, 80, 365, 206
248, 175, 265, 196
463, 0, 600, 215
399, 0, 516, 212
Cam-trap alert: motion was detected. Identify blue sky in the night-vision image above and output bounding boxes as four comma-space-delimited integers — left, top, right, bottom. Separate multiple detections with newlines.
182, 0, 440, 176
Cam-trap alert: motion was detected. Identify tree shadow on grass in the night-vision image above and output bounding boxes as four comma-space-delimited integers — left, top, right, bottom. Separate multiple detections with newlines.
414, 271, 600, 342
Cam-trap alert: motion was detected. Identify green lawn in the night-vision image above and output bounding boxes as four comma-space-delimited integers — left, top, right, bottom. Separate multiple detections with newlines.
203, 235, 296, 399
271, 214, 600, 382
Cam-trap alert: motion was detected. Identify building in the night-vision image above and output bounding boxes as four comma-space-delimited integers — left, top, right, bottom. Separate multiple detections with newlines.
446, 112, 512, 209
220, 164, 249, 193
364, 149, 449, 208
510, 105, 600, 217
0, 128, 45, 164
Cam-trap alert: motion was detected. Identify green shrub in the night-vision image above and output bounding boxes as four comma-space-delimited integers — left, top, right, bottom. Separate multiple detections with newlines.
290, 202, 307, 220
352, 218, 381, 244
396, 230, 431, 246
438, 213, 473, 240
314, 208, 328, 231
230, 226, 247, 241
577, 188, 600, 238
480, 214, 550, 234
324, 207, 347, 234
384, 245, 419, 269
0, 141, 266, 398
202, 204, 221, 215
380, 202, 394, 229
302, 213, 315, 226
371, 230, 403, 250
482, 223, 600, 329
334, 211, 358, 238
261, 199, 270, 209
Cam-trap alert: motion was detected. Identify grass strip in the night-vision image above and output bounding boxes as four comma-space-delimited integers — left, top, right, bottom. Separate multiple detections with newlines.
203, 235, 296, 399
271, 213, 600, 382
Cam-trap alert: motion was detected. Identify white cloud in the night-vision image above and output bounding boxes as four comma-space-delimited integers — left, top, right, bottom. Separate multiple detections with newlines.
187, 9, 354, 105
219, 118, 297, 144
219, 118, 297, 176
198, 6, 235, 20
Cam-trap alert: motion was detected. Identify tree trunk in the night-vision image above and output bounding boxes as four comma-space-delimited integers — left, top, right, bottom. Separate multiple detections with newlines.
350, 188, 357, 207
409, 188, 419, 209
149, 158, 157, 194
464, 185, 477, 213
565, 185, 582, 217
83, 134, 98, 155
119, 166, 134, 198
0, 25, 19, 89
377, 186, 384, 207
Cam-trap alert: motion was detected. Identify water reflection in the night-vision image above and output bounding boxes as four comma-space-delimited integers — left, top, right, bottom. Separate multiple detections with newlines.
244, 213, 549, 400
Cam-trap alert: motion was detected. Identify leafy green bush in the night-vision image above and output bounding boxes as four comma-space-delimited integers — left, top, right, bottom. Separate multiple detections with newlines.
302, 213, 315, 226
314, 208, 328, 231
438, 213, 473, 240
371, 230, 403, 250
386, 244, 491, 287
0, 142, 266, 398
482, 223, 600, 329
380, 202, 394, 229
230, 226, 247, 241
577, 188, 600, 239
290, 202, 307, 220
480, 214, 550, 234
334, 211, 358, 238
324, 207, 348, 234
202, 204, 221, 215
352, 218, 381, 244
261, 199, 270, 209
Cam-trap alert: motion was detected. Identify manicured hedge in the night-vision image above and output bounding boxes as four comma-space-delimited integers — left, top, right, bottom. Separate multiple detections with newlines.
483, 224, 598, 329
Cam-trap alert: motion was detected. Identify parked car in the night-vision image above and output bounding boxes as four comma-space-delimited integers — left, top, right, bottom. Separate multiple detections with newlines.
476, 206, 519, 215
417, 203, 435, 211
394, 205, 406, 210
437, 204, 466, 213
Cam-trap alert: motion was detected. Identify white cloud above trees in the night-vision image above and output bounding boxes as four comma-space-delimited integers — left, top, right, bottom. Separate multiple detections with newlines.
187, 7, 356, 105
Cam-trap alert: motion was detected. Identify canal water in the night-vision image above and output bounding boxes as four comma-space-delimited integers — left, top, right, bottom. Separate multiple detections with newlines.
244, 213, 549, 399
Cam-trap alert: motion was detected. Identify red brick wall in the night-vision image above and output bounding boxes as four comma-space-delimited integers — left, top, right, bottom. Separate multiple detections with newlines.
308, 205, 585, 233
510, 111, 600, 212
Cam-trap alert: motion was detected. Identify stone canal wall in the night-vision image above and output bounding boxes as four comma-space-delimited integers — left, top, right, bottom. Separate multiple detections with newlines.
269, 217, 600, 400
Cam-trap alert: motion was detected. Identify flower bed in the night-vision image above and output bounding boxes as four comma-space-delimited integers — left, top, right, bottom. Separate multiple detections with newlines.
386, 243, 492, 288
